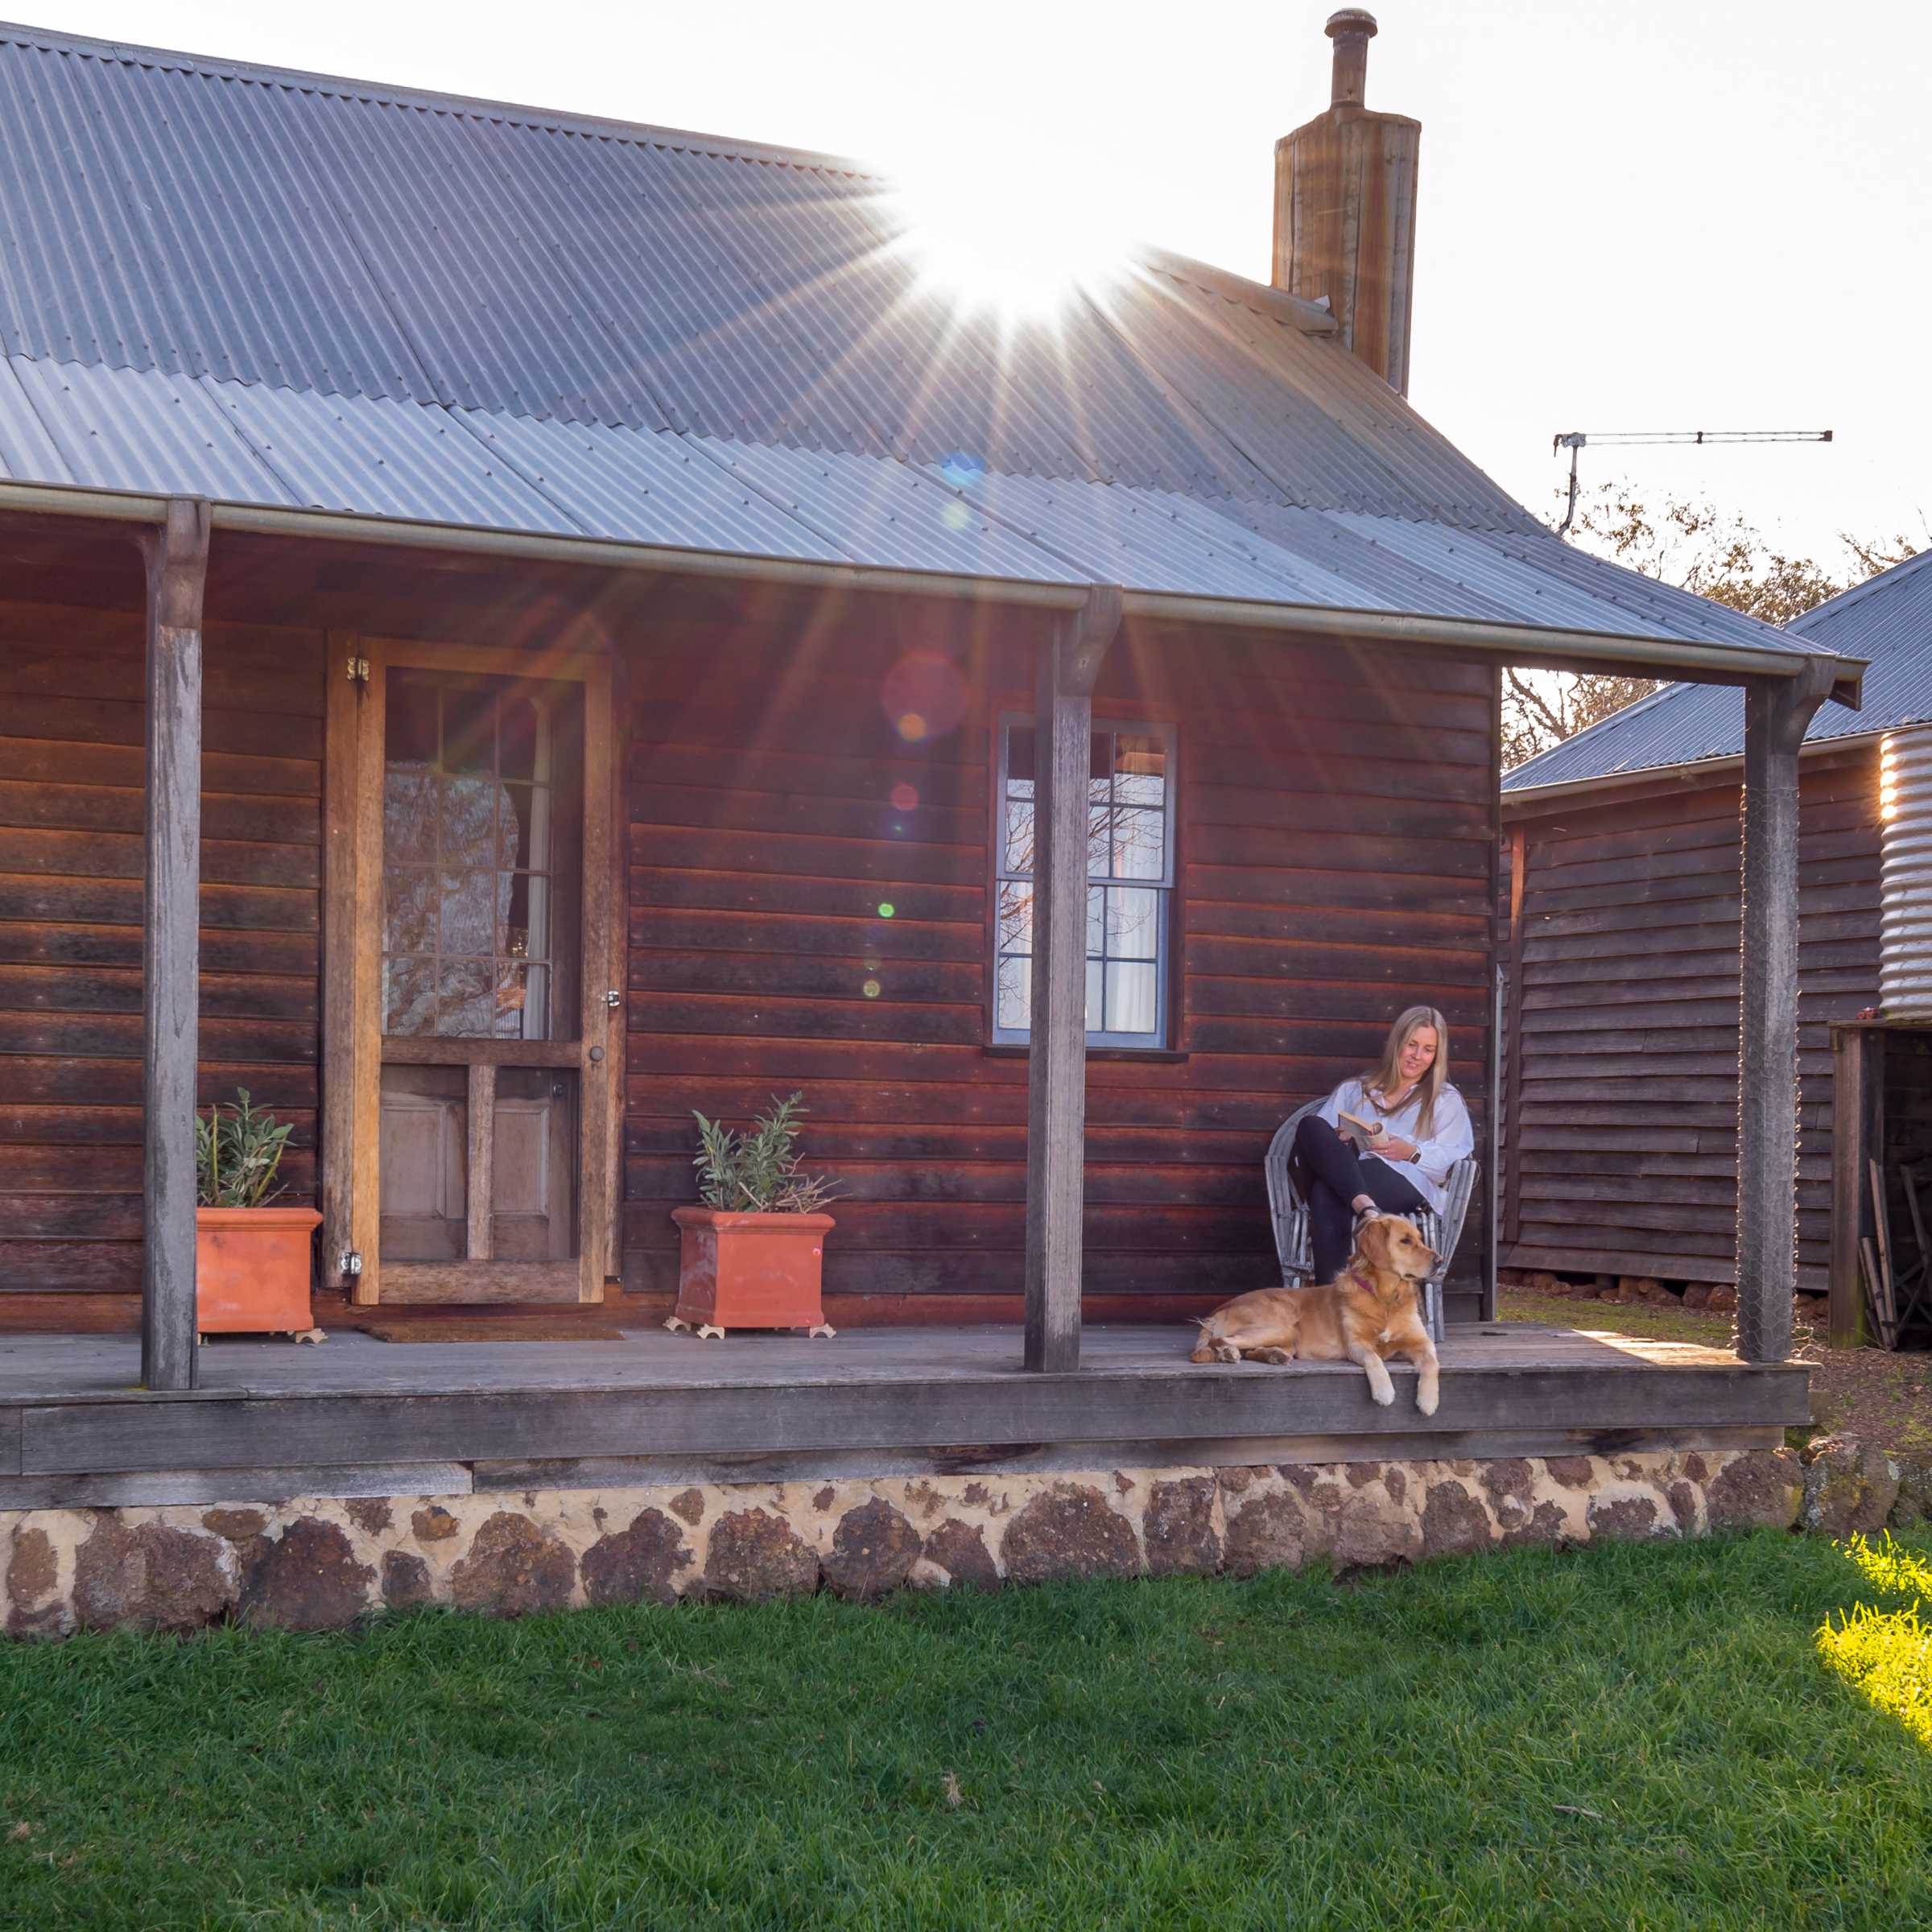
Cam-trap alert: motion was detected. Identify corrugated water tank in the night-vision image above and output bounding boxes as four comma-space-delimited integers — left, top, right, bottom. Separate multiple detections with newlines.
1880, 726, 1932, 1016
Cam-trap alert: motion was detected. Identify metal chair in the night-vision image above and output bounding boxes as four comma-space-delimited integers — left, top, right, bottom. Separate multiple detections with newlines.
1264, 1097, 1479, 1344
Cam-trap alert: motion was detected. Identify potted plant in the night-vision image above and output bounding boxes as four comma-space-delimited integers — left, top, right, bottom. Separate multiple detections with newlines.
667, 1092, 839, 1339
196, 1089, 324, 1340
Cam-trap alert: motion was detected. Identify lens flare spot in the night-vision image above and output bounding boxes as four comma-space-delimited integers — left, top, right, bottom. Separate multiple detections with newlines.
881, 650, 967, 744
877, 902, 895, 919
941, 500, 974, 531
862, 978, 881, 1000
890, 782, 919, 812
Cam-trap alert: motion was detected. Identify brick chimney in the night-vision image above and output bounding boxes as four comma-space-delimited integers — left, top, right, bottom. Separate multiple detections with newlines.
1274, 10, 1420, 394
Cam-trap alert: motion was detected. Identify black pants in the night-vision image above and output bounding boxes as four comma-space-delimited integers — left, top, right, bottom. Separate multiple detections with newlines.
1293, 1113, 1426, 1283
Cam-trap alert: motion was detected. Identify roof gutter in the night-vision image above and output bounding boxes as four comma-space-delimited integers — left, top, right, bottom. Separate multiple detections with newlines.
0, 478, 1863, 697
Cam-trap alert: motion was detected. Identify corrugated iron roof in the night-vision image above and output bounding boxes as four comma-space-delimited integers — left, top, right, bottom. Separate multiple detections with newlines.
1504, 548, 1932, 793
0, 20, 1841, 671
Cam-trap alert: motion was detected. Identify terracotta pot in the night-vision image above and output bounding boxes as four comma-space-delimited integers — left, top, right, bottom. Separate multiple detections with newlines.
671, 1206, 835, 1332
195, 1206, 322, 1335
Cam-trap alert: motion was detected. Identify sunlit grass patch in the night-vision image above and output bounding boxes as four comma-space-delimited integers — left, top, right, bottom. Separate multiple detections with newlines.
1841, 1530, 1932, 1600
1818, 1532, 1932, 1752
1819, 1601, 1932, 1749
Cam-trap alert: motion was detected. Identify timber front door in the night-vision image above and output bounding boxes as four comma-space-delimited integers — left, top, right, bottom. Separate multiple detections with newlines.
347, 642, 614, 1303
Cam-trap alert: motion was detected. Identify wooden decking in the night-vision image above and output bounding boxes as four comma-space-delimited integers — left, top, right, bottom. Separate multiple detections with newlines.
0, 1322, 1808, 1508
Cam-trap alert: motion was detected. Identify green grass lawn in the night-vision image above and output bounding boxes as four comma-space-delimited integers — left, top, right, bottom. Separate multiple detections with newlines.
4, 1531, 1930, 1932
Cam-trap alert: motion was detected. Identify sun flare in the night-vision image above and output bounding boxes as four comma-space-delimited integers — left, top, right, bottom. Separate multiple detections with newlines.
883, 150, 1132, 323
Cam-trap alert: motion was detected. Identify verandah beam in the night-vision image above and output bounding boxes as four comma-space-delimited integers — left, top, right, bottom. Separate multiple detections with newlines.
1735, 660, 1836, 1364
1024, 585, 1125, 1373
140, 498, 211, 1392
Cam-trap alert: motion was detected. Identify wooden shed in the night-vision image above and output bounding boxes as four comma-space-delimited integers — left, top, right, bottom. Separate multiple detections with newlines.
0, 14, 1849, 1525
1500, 551, 1932, 1305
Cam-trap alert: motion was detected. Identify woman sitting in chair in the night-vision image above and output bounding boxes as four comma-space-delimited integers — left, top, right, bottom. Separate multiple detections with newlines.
1294, 1005, 1475, 1283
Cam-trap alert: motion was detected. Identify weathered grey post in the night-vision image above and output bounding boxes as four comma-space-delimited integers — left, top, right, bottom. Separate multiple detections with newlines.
141, 499, 212, 1392
1024, 585, 1124, 1372
1734, 660, 1835, 1364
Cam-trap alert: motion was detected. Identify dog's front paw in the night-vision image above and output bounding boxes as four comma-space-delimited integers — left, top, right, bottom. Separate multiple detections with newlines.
1370, 1382, 1395, 1407
1416, 1387, 1439, 1418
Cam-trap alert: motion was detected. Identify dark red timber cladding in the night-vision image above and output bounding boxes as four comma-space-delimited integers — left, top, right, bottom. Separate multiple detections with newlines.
621, 613, 1495, 1318
0, 599, 323, 1305
1502, 751, 1880, 1290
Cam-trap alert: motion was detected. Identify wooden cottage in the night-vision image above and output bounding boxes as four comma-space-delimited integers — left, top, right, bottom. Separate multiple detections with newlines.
1500, 549, 1930, 1343
0, 21, 1860, 1605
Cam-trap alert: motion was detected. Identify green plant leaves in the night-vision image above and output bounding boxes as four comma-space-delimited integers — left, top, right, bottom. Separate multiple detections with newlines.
195, 1088, 292, 1209
689, 1092, 839, 1213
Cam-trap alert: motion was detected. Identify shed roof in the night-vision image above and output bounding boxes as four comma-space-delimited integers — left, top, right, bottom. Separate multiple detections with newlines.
1503, 547, 1932, 795
0, 21, 1847, 676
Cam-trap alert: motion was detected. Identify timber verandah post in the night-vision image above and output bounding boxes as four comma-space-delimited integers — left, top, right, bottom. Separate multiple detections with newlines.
140, 499, 211, 1392
1023, 585, 1124, 1373
1735, 659, 1836, 1365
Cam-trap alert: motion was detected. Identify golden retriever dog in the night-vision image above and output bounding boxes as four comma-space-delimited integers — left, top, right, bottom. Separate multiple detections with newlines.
1188, 1214, 1441, 1415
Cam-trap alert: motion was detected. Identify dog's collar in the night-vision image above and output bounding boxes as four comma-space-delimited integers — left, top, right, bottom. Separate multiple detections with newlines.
1348, 1269, 1376, 1295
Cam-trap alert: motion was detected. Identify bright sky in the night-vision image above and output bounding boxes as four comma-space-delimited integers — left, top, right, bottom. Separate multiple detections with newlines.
25, 0, 1931, 564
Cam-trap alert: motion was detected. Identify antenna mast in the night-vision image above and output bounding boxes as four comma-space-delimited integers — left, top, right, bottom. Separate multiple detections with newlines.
1553, 427, 1834, 537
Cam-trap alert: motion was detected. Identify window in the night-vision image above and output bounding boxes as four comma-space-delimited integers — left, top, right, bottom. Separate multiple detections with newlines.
993, 715, 1175, 1049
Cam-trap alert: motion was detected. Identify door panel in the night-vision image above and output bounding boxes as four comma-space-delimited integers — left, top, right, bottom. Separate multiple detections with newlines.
378, 1065, 466, 1261
493, 1069, 576, 1261
348, 639, 613, 1305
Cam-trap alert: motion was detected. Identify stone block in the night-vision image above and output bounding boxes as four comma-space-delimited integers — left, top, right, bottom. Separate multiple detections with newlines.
1705, 1449, 1802, 1532
1890, 1459, 1932, 1530
1224, 1488, 1311, 1577
923, 1517, 1000, 1591
240, 1517, 376, 1629
72, 1521, 235, 1634
822, 1498, 921, 1600
1142, 1477, 1220, 1576
381, 1550, 434, 1607
1800, 1438, 1901, 1538
581, 1509, 692, 1606
450, 1512, 577, 1616
1001, 1484, 1140, 1584
1420, 1478, 1495, 1559
705, 1508, 819, 1600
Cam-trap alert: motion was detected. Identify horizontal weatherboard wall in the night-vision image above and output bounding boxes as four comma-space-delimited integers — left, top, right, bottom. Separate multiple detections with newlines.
1501, 753, 1880, 1288
621, 617, 1497, 1319
0, 597, 323, 1302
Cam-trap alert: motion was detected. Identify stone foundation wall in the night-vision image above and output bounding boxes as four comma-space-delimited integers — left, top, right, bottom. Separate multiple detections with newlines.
6, 1439, 1926, 1638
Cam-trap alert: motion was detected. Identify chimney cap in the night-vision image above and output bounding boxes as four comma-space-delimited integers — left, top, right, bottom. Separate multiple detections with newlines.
1324, 8, 1377, 105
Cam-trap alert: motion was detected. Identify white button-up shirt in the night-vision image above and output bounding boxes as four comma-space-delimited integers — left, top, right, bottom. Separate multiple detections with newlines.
1315, 1077, 1474, 1215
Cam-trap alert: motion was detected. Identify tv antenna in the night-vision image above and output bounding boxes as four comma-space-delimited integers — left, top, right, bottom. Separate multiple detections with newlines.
1553, 427, 1834, 538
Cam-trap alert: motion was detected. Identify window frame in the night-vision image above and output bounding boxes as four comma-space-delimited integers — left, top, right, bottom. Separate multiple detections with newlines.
990, 709, 1179, 1052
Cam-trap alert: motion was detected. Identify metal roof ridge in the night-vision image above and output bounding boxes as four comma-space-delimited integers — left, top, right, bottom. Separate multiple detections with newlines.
0, 16, 886, 177
1790, 545, 1932, 636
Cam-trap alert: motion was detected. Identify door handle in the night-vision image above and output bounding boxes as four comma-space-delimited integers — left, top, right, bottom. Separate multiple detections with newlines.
605, 989, 622, 1009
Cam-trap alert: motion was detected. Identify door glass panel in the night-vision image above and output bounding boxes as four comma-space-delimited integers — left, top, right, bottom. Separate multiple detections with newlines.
378, 1065, 467, 1261
493, 1070, 577, 1260
382, 667, 584, 1040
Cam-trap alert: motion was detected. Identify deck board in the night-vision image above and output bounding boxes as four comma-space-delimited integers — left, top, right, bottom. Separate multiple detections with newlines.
0, 1322, 1765, 1403
0, 1323, 1808, 1496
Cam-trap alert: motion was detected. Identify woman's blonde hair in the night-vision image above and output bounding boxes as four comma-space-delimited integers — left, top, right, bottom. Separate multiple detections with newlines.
1361, 1005, 1449, 1141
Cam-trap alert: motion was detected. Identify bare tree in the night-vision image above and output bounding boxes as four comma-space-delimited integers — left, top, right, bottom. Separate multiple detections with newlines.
1502, 485, 1922, 769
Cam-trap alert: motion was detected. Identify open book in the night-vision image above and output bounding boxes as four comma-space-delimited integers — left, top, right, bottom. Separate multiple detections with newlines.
1338, 1109, 1390, 1144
